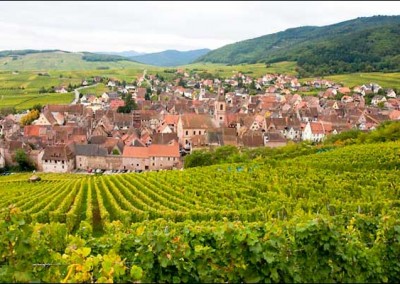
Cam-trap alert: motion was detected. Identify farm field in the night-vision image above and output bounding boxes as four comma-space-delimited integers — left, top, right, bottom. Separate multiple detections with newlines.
302, 72, 400, 89
0, 142, 399, 282
0, 51, 148, 71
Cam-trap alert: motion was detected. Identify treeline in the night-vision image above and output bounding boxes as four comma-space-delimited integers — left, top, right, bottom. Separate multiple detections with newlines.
0, 49, 63, 58
82, 52, 129, 62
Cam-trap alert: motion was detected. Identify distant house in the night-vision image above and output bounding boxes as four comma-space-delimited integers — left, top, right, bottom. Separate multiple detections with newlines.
301, 121, 332, 142
386, 89, 397, 98
41, 145, 75, 173
107, 80, 116, 87
122, 141, 180, 171
109, 99, 125, 110
264, 131, 287, 148
177, 113, 215, 149
33, 111, 60, 126
0, 150, 5, 169
55, 86, 68, 94
371, 95, 387, 106
75, 144, 122, 171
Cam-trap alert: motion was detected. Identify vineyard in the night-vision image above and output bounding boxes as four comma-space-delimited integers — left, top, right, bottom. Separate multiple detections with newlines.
0, 142, 400, 282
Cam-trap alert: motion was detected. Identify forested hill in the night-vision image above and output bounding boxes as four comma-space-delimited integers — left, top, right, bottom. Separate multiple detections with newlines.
130, 49, 211, 66
196, 15, 400, 77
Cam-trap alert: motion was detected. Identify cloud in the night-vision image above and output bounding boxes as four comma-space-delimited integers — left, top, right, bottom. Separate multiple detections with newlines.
0, 1, 399, 52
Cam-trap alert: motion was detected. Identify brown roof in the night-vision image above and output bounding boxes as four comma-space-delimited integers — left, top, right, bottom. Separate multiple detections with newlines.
152, 133, 179, 145
180, 114, 215, 129
266, 131, 287, 143
240, 131, 264, 147
42, 145, 74, 161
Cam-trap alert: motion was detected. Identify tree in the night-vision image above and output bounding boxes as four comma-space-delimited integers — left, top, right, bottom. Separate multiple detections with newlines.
145, 87, 152, 101
31, 104, 42, 113
15, 149, 34, 171
117, 94, 138, 113
178, 78, 186, 87
67, 83, 73, 92
20, 109, 40, 126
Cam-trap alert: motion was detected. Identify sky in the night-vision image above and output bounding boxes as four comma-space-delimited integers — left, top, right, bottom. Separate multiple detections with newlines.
0, 1, 399, 53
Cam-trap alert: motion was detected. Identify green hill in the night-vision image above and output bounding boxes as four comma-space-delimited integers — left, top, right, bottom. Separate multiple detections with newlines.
197, 15, 400, 76
130, 48, 211, 66
0, 50, 149, 71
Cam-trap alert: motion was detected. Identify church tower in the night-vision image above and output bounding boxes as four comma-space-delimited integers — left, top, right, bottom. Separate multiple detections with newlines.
214, 86, 226, 127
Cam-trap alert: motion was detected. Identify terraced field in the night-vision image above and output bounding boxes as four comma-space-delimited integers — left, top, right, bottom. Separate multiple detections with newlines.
1, 142, 400, 282
1, 142, 399, 235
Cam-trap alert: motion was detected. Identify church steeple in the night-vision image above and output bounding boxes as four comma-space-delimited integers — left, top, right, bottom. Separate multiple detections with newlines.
214, 85, 226, 127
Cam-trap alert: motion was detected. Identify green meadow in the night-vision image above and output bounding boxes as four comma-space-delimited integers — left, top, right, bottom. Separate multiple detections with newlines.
302, 72, 400, 89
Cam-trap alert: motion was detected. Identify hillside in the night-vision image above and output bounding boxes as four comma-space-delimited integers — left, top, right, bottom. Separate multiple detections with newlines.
130, 48, 211, 66
197, 15, 400, 76
97, 50, 146, 57
0, 50, 149, 71
1, 141, 400, 282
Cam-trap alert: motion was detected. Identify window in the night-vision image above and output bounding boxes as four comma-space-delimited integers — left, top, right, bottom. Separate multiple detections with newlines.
168, 157, 170, 161
62, 161, 65, 164
152, 163, 155, 166
137, 164, 139, 167
193, 131, 196, 135
220, 104, 223, 111
62, 166, 64, 169
220, 116, 223, 120
199, 131, 202, 135
185, 131, 188, 135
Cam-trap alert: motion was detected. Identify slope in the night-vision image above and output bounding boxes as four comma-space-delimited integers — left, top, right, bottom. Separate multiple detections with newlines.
0, 51, 149, 71
130, 48, 211, 66
197, 15, 400, 76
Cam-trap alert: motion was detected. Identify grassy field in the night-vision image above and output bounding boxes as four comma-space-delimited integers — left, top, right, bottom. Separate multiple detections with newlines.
79, 83, 109, 96
0, 51, 149, 71
302, 72, 400, 89
181, 61, 297, 78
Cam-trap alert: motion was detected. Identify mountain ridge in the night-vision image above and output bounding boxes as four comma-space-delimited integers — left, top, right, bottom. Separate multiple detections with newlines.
130, 48, 211, 66
196, 15, 400, 76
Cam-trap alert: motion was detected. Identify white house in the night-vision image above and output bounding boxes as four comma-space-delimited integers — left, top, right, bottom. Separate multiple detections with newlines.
302, 121, 326, 142
0, 150, 5, 169
41, 145, 75, 173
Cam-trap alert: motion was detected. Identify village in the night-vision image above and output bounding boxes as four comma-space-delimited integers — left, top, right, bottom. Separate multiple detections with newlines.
1, 69, 399, 173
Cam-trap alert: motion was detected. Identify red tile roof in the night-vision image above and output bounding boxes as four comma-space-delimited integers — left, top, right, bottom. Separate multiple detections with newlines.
163, 114, 179, 125
123, 141, 179, 158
